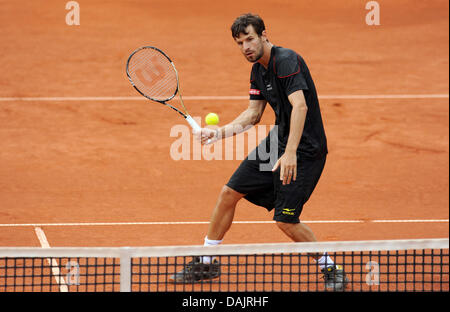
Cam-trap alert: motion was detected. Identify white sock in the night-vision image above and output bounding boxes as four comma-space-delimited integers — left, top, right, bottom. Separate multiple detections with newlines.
201, 236, 222, 264
317, 253, 334, 269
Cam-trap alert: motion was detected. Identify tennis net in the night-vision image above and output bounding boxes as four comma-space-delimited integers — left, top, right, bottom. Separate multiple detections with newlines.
0, 238, 448, 292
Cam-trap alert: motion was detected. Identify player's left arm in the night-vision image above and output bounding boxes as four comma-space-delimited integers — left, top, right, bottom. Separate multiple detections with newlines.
272, 90, 307, 185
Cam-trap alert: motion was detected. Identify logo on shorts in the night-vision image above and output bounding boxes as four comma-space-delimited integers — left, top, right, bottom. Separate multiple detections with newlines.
282, 208, 295, 216
249, 89, 261, 95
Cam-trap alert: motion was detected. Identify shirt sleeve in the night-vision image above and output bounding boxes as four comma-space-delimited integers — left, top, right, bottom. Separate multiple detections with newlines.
249, 66, 265, 101
277, 55, 309, 96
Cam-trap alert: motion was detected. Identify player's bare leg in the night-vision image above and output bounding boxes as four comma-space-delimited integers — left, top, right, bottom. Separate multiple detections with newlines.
207, 185, 245, 240
169, 185, 244, 283
276, 221, 317, 244
276, 221, 320, 259
276, 221, 348, 290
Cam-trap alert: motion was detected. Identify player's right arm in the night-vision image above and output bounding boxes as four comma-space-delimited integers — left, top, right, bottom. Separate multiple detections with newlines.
199, 99, 267, 144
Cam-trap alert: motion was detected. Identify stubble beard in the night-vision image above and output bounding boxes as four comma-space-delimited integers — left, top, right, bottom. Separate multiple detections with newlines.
245, 40, 264, 63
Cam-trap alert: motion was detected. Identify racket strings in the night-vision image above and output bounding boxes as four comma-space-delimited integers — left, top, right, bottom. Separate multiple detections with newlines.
131, 51, 175, 95
127, 48, 178, 101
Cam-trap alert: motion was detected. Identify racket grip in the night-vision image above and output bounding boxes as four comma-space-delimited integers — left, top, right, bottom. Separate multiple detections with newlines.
185, 115, 212, 144
185, 115, 202, 133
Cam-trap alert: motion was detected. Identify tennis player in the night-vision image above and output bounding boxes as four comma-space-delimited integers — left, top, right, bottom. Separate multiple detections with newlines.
170, 13, 347, 290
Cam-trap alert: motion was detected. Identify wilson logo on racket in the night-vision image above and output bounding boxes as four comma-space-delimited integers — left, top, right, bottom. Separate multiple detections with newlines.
135, 62, 166, 86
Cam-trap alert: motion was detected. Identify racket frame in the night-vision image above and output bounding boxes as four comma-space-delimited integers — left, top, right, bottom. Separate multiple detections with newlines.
126, 46, 206, 136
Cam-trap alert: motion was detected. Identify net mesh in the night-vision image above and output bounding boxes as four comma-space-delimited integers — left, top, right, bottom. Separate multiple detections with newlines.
0, 239, 448, 292
127, 47, 178, 101
0, 257, 120, 292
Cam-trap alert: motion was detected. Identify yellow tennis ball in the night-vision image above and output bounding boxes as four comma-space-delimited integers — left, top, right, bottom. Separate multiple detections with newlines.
205, 113, 219, 125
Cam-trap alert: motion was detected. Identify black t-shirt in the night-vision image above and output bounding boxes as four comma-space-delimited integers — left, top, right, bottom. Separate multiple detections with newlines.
249, 45, 327, 159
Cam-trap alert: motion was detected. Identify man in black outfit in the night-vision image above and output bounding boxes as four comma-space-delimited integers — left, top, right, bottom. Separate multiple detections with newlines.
170, 13, 347, 291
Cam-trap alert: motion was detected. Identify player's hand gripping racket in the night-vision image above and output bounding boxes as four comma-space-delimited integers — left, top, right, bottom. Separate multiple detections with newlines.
126, 46, 211, 143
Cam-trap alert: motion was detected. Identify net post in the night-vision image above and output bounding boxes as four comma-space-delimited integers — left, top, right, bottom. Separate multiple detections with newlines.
120, 248, 132, 292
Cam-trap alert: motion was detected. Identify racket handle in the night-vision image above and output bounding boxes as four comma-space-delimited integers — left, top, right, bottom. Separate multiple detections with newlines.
185, 115, 212, 144
185, 115, 202, 133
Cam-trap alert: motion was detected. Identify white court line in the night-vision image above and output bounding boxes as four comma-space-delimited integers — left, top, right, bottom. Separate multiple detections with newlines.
34, 227, 69, 292
34, 227, 52, 247
371, 219, 450, 223
0, 94, 448, 102
0, 219, 447, 227
319, 94, 449, 99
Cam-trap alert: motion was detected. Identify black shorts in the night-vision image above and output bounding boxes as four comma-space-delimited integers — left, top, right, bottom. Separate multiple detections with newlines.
226, 137, 326, 224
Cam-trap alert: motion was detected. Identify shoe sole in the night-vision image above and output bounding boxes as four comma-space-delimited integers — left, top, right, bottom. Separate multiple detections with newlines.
324, 277, 350, 291
168, 274, 220, 284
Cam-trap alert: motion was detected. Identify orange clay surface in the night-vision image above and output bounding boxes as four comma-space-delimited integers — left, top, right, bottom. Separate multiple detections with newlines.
0, 0, 448, 247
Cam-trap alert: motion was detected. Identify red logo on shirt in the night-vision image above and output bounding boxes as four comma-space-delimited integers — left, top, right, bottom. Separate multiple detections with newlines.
249, 89, 261, 95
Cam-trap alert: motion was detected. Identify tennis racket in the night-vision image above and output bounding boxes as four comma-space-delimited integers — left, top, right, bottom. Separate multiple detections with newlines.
126, 46, 209, 141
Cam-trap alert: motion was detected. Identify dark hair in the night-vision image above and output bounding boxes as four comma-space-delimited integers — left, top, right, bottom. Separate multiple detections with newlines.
231, 13, 266, 38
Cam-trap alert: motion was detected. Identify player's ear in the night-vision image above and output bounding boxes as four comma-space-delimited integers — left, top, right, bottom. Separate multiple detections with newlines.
261, 30, 269, 42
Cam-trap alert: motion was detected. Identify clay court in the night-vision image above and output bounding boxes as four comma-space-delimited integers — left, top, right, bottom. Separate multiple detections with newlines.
0, 0, 448, 249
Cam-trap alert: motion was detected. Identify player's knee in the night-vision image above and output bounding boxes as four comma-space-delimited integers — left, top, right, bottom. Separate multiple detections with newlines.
220, 185, 244, 202
276, 221, 296, 234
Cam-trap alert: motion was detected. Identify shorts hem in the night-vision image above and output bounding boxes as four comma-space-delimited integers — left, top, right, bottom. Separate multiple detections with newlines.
272, 216, 300, 224
225, 182, 246, 196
